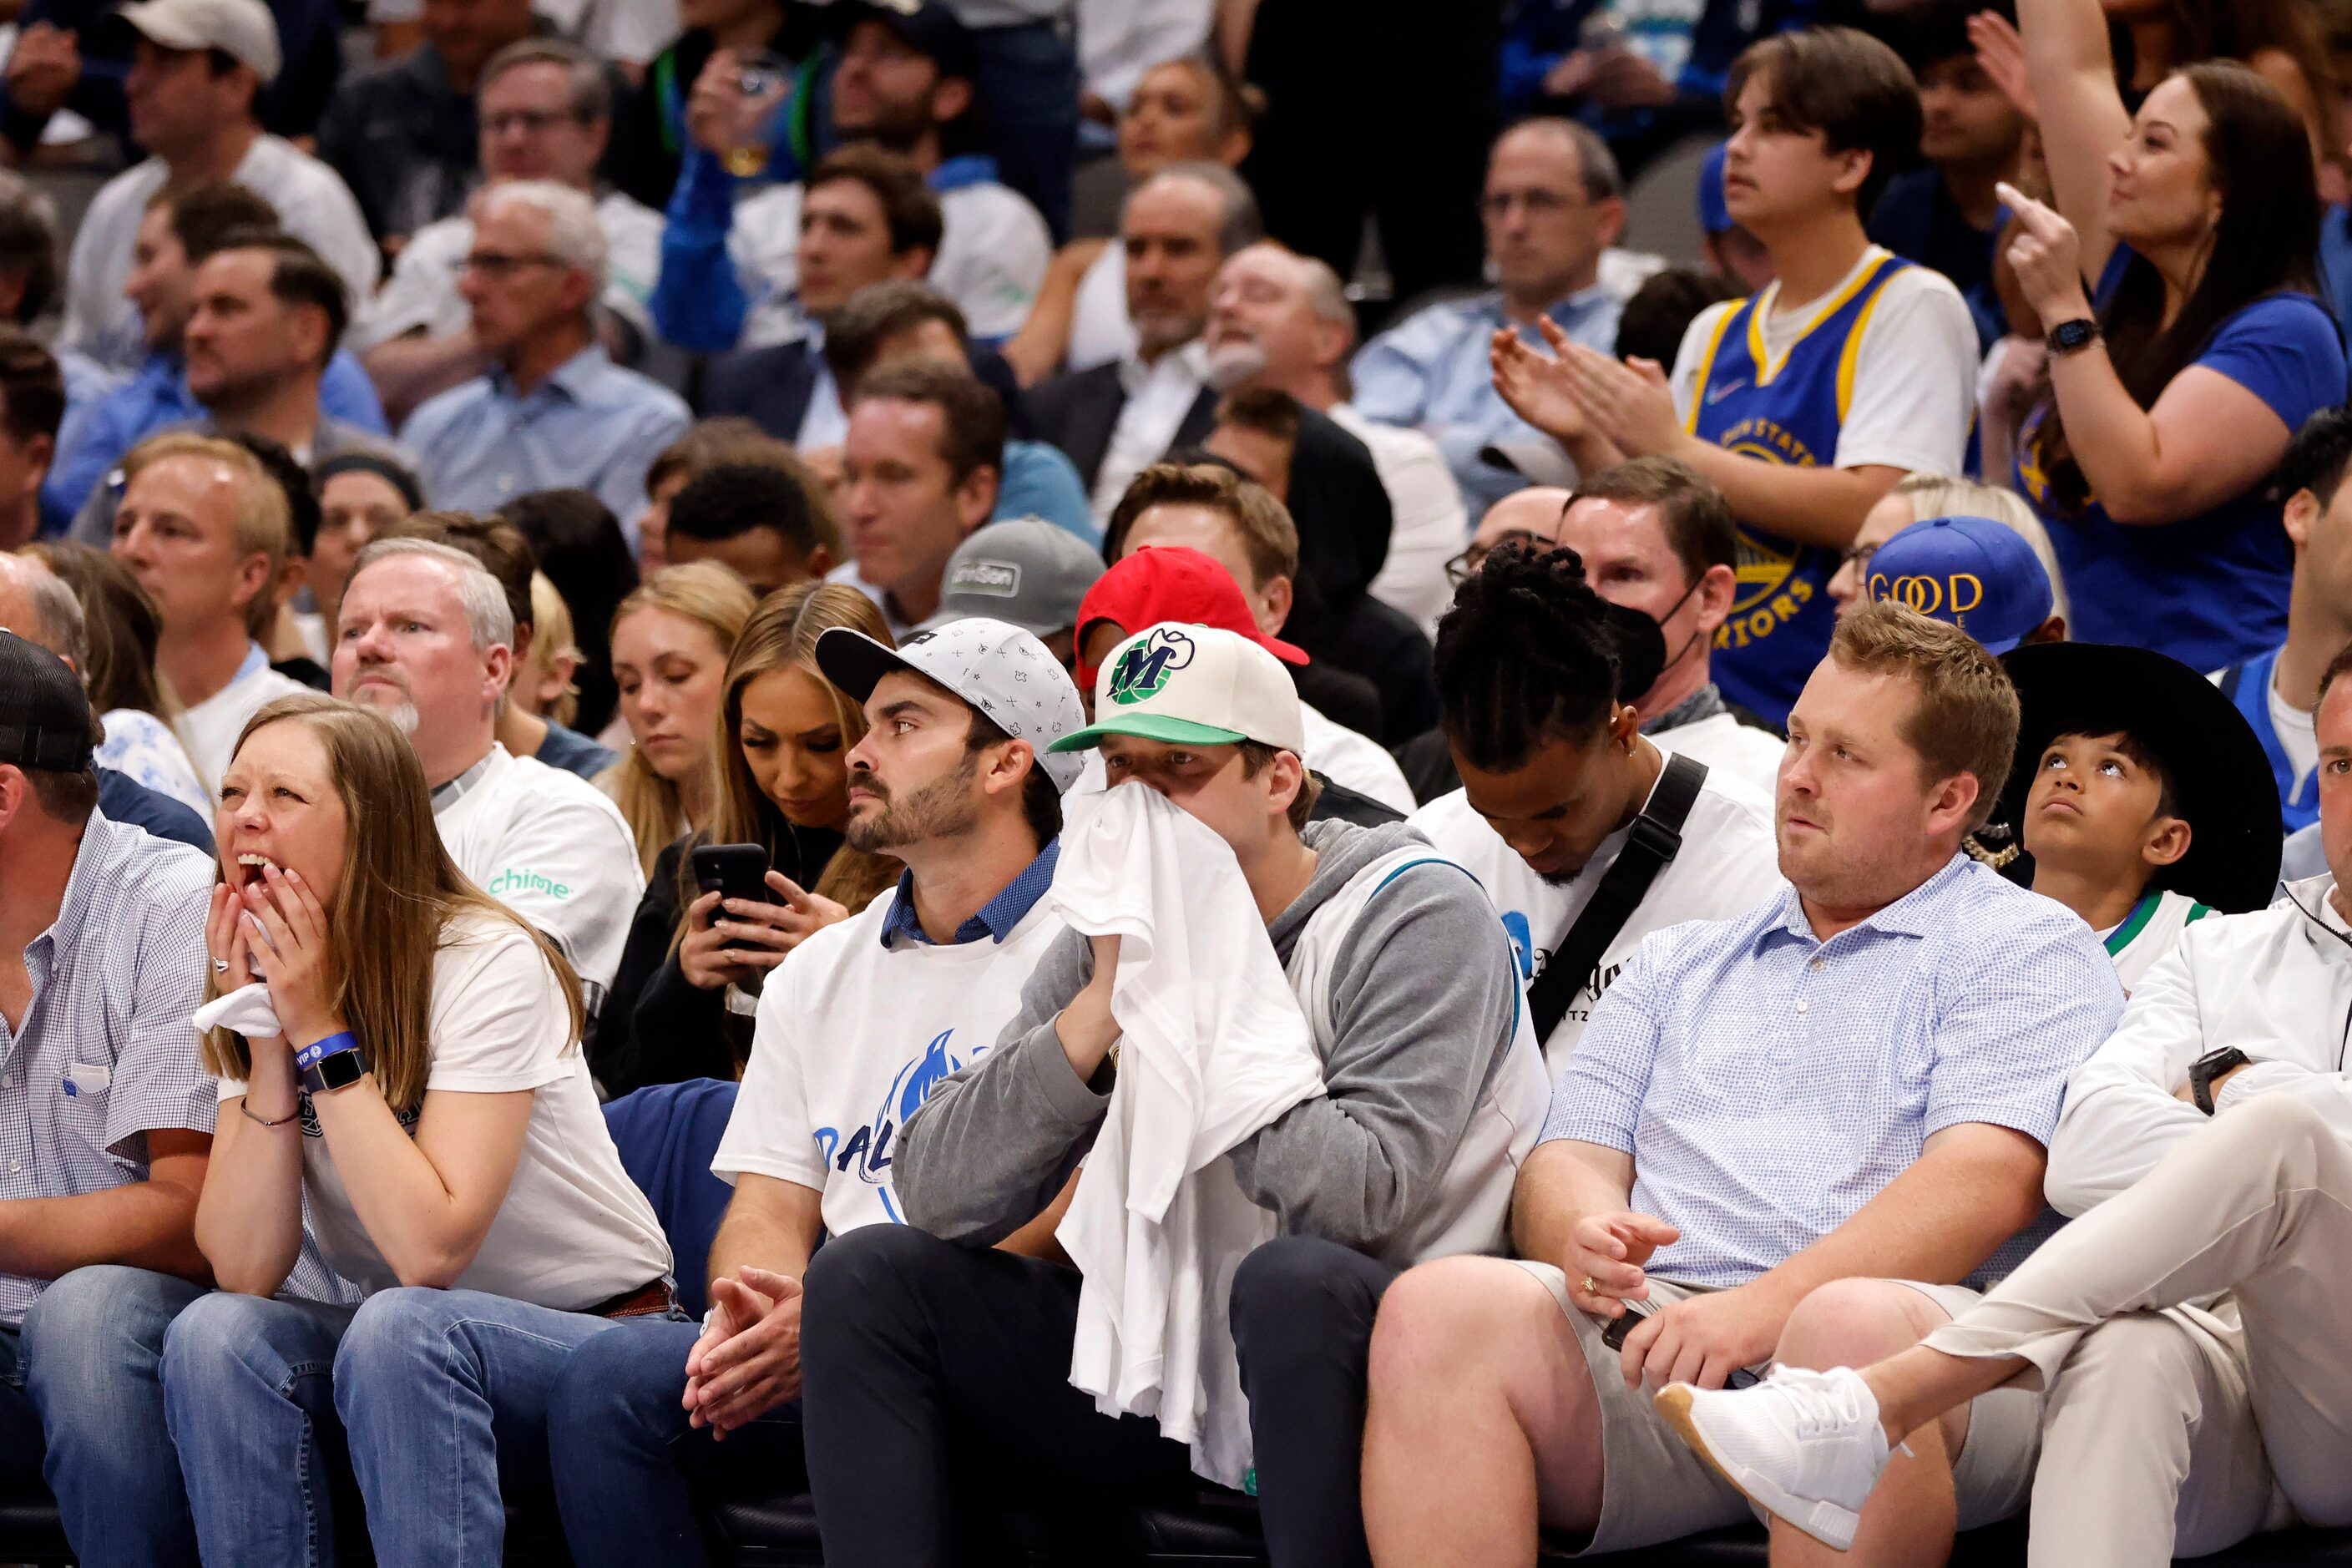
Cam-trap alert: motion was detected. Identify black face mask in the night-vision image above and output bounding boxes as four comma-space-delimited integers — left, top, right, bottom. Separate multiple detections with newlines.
1605, 571, 1708, 706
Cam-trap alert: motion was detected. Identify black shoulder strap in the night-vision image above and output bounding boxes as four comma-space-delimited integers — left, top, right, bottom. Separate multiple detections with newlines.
1525, 751, 1708, 1044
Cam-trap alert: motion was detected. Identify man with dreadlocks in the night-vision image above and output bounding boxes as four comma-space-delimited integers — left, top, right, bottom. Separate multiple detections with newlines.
1410, 541, 1783, 1076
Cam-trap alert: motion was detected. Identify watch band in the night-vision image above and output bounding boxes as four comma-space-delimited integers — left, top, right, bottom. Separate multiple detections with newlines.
2188, 1048, 2249, 1115
2046, 317, 2101, 356
296, 1031, 369, 1095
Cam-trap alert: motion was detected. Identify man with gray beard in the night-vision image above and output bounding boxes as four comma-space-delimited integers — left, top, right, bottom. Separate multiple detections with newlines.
328, 535, 640, 1005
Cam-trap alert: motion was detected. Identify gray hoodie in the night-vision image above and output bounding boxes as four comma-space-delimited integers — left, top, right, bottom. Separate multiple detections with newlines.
895, 817, 1525, 1253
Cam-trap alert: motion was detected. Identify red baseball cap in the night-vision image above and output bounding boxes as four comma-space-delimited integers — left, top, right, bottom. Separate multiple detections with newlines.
1074, 546, 1308, 692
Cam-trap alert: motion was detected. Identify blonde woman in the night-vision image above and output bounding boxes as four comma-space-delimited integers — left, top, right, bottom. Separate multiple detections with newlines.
591, 583, 901, 1095
598, 563, 758, 877
161, 694, 673, 1565
1827, 473, 2071, 632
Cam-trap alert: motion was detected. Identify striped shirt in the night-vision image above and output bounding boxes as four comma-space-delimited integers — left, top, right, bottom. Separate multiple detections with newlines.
0, 811, 218, 1325
1544, 855, 2125, 1289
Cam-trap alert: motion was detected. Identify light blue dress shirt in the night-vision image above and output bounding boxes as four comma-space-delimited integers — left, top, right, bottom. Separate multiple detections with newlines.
399, 345, 690, 544
1544, 855, 2124, 1290
1349, 285, 1623, 514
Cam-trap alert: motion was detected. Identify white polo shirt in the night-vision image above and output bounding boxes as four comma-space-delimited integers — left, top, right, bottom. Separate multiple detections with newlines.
1409, 757, 1785, 1076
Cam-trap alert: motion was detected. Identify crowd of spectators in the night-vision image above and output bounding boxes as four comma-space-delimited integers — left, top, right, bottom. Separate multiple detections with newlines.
0, 0, 2350, 1562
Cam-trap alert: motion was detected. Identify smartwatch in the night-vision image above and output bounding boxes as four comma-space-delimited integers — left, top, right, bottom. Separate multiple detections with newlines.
2046, 317, 2102, 356
2188, 1047, 2250, 1115
296, 1031, 370, 1096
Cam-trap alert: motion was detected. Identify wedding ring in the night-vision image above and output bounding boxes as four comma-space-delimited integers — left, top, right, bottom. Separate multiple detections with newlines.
210, 957, 230, 974
1581, 1275, 1599, 1297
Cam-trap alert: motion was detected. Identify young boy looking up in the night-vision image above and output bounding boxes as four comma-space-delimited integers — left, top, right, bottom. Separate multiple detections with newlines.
1995, 643, 2284, 989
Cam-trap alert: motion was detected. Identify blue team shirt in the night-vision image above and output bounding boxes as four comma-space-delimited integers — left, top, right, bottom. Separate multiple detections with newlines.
1686, 251, 1914, 726
2017, 250, 2345, 670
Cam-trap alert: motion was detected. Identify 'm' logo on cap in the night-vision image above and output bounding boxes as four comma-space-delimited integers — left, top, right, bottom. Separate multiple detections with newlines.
1107, 628, 1194, 706
1871, 572, 1984, 617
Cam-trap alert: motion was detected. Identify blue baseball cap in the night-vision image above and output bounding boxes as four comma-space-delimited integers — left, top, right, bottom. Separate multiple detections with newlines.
1697, 142, 1732, 236
1864, 514, 2053, 655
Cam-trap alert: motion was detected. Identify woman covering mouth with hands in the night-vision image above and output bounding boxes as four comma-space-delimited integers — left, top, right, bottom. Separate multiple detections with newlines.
154, 692, 674, 1566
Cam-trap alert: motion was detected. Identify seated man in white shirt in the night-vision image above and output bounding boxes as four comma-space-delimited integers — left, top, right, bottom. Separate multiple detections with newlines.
1662, 648, 2352, 1566
543, 616, 1085, 1568
650, 0, 1050, 352
357, 38, 666, 424
107, 431, 309, 792
1205, 240, 1467, 637
62, 0, 377, 374
1411, 539, 1783, 1077
329, 536, 643, 1002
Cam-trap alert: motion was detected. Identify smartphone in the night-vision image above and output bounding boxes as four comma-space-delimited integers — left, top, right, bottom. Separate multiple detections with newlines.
690, 843, 770, 923
1598, 1299, 1760, 1390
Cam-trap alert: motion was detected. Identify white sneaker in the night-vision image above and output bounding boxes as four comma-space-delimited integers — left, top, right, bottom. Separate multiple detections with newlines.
1654, 1365, 1892, 1551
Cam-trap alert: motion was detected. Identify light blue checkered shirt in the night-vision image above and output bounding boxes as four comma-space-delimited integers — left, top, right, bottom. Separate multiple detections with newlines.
1542, 856, 2126, 1289
0, 812, 219, 1326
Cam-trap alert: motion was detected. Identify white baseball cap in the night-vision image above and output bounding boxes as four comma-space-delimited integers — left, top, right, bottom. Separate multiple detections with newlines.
1051, 623, 1306, 757
813, 616, 1087, 792
120, 0, 283, 82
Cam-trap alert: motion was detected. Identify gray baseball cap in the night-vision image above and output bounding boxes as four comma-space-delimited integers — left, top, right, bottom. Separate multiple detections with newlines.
814, 615, 1088, 792
921, 517, 1105, 640
120, 0, 283, 81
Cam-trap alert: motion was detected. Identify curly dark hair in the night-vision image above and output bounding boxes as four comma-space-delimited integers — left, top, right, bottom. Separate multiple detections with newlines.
1434, 540, 1627, 772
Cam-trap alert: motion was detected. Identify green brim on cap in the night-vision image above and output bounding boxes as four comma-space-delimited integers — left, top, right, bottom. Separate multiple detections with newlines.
1048, 713, 1248, 753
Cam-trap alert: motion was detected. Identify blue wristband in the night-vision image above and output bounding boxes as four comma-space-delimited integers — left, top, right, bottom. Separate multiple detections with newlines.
295, 1031, 360, 1073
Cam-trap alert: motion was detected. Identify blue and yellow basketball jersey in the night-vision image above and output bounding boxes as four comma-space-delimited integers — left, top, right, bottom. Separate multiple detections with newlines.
1687, 248, 1914, 725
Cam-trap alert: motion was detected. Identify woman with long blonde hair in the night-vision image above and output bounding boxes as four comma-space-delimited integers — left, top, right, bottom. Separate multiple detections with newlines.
591, 583, 901, 1095
598, 563, 758, 876
159, 693, 673, 1564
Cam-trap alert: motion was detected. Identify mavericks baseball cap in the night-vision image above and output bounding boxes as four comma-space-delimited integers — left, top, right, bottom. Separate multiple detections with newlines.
119, 0, 282, 81
1864, 514, 2053, 655
1053, 623, 1308, 757
813, 615, 1087, 792
0, 630, 96, 773
923, 517, 1105, 640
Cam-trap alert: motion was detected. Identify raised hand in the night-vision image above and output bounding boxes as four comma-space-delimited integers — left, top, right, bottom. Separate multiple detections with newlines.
1969, 11, 2036, 121
240, 865, 343, 1049
1995, 180, 2091, 326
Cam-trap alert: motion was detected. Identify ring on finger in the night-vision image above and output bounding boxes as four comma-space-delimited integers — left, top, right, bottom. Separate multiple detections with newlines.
210, 956, 230, 974
1581, 1274, 1599, 1297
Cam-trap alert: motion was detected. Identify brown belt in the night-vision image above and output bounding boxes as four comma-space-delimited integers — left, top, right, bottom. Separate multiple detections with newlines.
590, 1278, 676, 1319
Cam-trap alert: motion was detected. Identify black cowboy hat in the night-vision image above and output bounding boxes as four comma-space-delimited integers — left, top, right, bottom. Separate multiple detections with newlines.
1990, 643, 2283, 914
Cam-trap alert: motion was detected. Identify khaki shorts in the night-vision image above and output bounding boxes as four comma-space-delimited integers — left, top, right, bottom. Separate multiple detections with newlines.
1514, 1261, 2046, 1556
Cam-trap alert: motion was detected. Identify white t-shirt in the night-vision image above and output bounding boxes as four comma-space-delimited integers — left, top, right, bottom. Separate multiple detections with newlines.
356, 191, 665, 348
432, 746, 645, 995
1652, 708, 1785, 797
2101, 888, 2216, 994
177, 645, 312, 797
96, 707, 210, 816
63, 136, 381, 373
1409, 758, 1785, 1076
1669, 249, 1977, 478
714, 892, 1070, 1235
1332, 402, 1468, 640
1068, 240, 1136, 373
728, 177, 1054, 349
1300, 702, 1414, 814
217, 914, 672, 1308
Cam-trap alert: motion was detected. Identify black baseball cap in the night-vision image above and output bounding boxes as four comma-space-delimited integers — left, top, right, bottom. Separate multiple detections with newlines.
830, 0, 978, 80
0, 629, 95, 772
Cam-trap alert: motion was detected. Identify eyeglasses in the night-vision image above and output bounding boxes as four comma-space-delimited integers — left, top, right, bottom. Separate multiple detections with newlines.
1839, 540, 1881, 574
459, 250, 567, 279
1446, 529, 1540, 585
481, 109, 586, 136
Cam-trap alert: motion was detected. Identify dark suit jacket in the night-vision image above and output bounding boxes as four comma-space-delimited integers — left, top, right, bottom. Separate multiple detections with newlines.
702, 341, 825, 443
1023, 361, 1218, 493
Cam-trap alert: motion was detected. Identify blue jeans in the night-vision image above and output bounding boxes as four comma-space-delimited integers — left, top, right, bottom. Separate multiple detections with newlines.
0, 1265, 208, 1567
548, 1315, 806, 1568
162, 1285, 630, 1567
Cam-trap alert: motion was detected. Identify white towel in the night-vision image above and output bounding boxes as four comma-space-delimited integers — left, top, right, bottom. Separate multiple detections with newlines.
1049, 784, 1326, 1489
192, 982, 284, 1040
